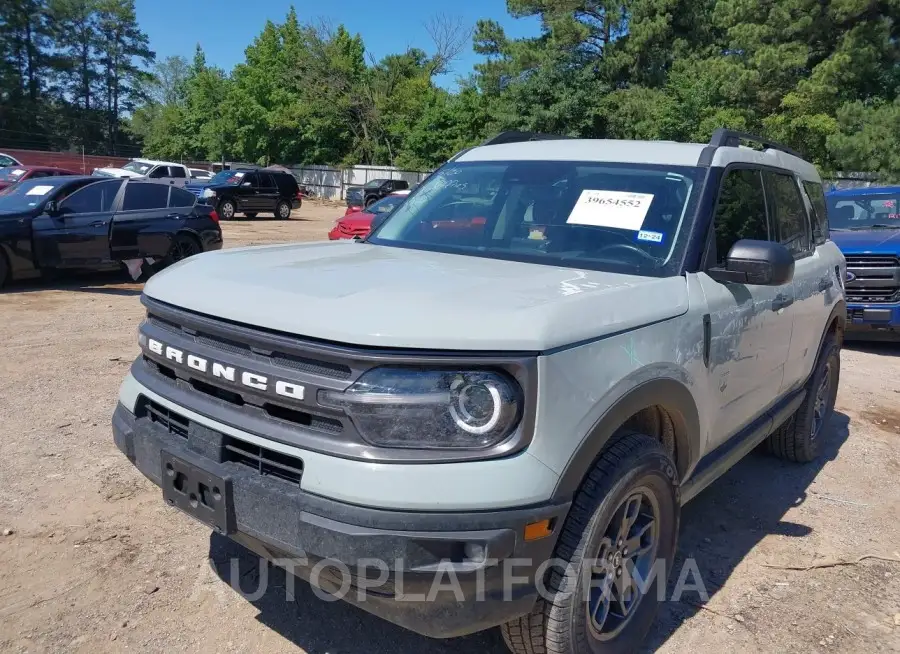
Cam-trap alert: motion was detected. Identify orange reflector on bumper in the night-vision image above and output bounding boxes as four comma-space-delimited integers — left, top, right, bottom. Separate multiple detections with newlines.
524, 519, 553, 542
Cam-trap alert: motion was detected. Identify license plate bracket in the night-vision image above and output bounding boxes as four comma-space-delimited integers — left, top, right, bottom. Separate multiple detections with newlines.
161, 450, 235, 535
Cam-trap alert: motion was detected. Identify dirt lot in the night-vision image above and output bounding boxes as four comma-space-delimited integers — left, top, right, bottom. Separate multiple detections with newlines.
1, 202, 899, 653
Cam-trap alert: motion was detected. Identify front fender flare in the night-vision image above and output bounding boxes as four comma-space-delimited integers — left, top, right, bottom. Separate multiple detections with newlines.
551, 376, 700, 502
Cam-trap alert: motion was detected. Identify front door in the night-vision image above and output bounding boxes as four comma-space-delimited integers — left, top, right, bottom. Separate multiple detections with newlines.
698, 167, 795, 449
235, 172, 261, 212
32, 179, 124, 267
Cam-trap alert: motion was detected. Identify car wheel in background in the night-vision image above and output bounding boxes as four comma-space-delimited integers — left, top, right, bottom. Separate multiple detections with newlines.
243, 212, 257, 219
218, 200, 236, 220
364, 196, 377, 208
169, 233, 202, 263
275, 200, 291, 220
0, 249, 8, 289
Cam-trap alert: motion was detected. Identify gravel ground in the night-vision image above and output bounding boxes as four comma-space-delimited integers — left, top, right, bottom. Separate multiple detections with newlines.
1, 203, 899, 653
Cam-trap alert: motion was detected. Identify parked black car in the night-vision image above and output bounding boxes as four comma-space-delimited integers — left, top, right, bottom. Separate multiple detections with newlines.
345, 178, 410, 208
196, 168, 301, 220
0, 176, 222, 288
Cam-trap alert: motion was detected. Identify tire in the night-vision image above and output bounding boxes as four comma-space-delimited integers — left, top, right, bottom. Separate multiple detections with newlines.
0, 248, 8, 289
275, 200, 292, 220
218, 199, 236, 220
364, 195, 377, 208
502, 432, 680, 654
243, 212, 257, 219
766, 334, 840, 463
168, 232, 202, 264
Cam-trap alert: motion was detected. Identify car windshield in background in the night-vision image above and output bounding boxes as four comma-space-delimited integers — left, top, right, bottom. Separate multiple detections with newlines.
0, 155, 16, 167
0, 167, 28, 181
364, 179, 387, 189
367, 195, 406, 215
0, 177, 68, 211
369, 161, 701, 276
828, 192, 900, 230
209, 170, 246, 186
122, 161, 153, 174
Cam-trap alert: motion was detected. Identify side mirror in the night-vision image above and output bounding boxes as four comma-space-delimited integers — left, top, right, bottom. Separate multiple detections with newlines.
45, 200, 60, 216
708, 239, 794, 286
242, 181, 252, 187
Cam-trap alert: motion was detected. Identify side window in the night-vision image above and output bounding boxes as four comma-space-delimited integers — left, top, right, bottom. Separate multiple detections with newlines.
147, 166, 167, 179
712, 168, 770, 265
243, 173, 259, 187
30, 171, 49, 179
763, 171, 811, 256
169, 166, 186, 179
257, 173, 275, 189
802, 181, 829, 245
169, 187, 196, 208
122, 183, 170, 211
58, 180, 123, 214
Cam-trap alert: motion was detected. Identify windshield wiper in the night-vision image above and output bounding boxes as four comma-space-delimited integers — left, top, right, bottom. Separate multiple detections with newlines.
848, 224, 900, 230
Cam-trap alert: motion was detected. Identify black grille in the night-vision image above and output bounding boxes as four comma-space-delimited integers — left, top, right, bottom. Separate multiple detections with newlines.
146, 312, 352, 380
224, 438, 304, 485
140, 399, 189, 438
845, 255, 900, 267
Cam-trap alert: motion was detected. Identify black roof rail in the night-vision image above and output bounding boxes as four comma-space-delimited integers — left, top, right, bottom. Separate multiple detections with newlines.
709, 128, 804, 160
480, 131, 573, 147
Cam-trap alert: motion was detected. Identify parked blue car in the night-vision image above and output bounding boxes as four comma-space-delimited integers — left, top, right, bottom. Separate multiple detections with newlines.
826, 186, 900, 339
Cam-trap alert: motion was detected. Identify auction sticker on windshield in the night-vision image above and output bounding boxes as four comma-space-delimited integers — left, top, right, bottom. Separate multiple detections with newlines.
567, 190, 654, 231
26, 185, 55, 196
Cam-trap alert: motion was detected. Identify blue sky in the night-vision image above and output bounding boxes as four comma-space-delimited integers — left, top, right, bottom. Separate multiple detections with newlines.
134, 0, 541, 88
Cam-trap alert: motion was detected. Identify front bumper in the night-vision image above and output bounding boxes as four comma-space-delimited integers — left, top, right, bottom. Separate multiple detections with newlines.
845, 303, 900, 338
112, 401, 569, 638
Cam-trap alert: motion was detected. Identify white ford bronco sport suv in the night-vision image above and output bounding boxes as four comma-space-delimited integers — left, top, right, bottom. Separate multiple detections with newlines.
113, 129, 846, 652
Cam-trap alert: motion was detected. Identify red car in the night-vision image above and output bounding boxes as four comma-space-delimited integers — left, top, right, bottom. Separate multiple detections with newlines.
0, 165, 79, 193
329, 190, 410, 240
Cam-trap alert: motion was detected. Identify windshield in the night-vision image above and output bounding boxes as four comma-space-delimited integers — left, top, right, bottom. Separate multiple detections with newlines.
122, 161, 153, 174
368, 161, 701, 276
0, 155, 17, 167
827, 192, 900, 230
365, 194, 406, 215
209, 170, 246, 186
0, 167, 28, 182
0, 177, 68, 210
364, 179, 387, 189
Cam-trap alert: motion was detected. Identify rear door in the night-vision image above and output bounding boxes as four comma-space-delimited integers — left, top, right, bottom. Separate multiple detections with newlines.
256, 173, 279, 212
32, 179, 124, 267
109, 182, 175, 260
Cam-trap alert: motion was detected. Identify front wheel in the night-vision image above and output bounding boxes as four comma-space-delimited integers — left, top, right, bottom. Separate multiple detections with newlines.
218, 199, 236, 220
502, 432, 679, 654
275, 200, 292, 220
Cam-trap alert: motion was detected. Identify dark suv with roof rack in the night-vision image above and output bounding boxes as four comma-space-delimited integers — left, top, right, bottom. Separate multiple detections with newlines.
194, 168, 302, 220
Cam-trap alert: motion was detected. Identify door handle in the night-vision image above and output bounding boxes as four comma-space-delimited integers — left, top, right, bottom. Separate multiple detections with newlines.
88, 221, 105, 227
772, 294, 794, 311
818, 277, 834, 291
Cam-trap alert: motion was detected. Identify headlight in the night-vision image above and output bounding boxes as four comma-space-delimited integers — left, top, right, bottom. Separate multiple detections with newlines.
201, 188, 216, 198
320, 367, 522, 449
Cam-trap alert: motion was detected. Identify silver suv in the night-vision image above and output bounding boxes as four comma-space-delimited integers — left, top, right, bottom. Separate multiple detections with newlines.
113, 129, 846, 653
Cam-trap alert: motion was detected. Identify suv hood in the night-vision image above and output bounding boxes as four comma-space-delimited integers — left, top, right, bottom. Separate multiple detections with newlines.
143, 242, 689, 351
830, 228, 900, 252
